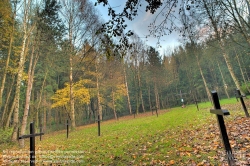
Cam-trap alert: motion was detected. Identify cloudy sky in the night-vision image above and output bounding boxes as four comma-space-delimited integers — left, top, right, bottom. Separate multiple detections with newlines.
91, 0, 182, 56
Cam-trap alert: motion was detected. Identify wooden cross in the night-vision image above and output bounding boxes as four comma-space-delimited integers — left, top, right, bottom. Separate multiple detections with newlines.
193, 99, 199, 111
97, 115, 101, 136
18, 122, 44, 166
176, 90, 188, 107
235, 89, 249, 117
210, 91, 235, 166
151, 106, 158, 117
176, 90, 186, 99
66, 120, 69, 138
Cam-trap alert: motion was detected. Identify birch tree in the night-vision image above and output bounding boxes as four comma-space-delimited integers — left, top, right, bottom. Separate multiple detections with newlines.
19, 0, 64, 147
60, 0, 100, 129
11, 0, 35, 141
201, 0, 242, 92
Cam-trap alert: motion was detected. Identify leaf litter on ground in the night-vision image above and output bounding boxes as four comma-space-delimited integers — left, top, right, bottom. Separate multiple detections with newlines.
0, 100, 250, 165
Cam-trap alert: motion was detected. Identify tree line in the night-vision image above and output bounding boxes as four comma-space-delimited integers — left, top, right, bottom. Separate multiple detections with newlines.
0, 0, 250, 146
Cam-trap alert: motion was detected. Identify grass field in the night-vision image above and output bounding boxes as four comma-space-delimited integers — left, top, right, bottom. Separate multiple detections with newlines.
1, 97, 250, 165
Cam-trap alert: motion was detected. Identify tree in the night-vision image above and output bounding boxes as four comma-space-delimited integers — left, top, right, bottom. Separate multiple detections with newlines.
122, 59, 132, 114
127, 34, 147, 113
147, 46, 162, 109
178, 10, 212, 101
60, 0, 101, 129
0, 0, 17, 126
220, 0, 250, 47
19, 0, 65, 147
11, 0, 35, 141
200, 0, 242, 92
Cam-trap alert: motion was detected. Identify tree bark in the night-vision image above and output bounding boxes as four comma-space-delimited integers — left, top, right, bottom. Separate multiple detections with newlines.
154, 81, 160, 109
95, 58, 102, 120
69, 54, 76, 129
235, 50, 250, 93
11, 0, 33, 142
123, 64, 132, 114
0, 5, 16, 108
111, 87, 117, 120
20, 40, 39, 147
1, 74, 15, 128
11, 35, 29, 141
220, 41, 241, 91
35, 70, 48, 128
43, 104, 46, 133
203, 0, 242, 93
138, 68, 145, 112
5, 97, 16, 129
68, 7, 76, 129
196, 54, 211, 102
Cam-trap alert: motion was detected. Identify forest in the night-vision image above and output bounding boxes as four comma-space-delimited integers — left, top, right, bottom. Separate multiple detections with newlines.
0, 0, 250, 146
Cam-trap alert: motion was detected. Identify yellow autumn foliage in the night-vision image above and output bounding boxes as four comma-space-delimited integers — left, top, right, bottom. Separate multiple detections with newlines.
114, 84, 126, 99
51, 80, 90, 108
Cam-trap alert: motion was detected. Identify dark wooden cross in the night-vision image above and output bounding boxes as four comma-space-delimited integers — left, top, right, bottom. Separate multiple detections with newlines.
18, 122, 44, 166
176, 90, 185, 98
235, 89, 249, 117
193, 99, 199, 111
152, 106, 158, 117
97, 114, 101, 136
66, 120, 69, 138
210, 91, 235, 166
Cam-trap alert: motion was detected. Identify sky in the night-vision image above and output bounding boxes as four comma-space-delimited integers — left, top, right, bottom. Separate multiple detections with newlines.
91, 0, 182, 56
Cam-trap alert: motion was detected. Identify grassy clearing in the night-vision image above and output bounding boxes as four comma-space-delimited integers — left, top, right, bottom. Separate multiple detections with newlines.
1, 98, 249, 165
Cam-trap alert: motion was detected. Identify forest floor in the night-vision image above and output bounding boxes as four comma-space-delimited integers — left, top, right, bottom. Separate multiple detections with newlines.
0, 98, 250, 166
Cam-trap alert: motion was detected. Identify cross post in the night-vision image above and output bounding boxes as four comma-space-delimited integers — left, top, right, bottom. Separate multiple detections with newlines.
97, 114, 101, 136
18, 122, 44, 166
66, 120, 69, 138
151, 105, 158, 117
193, 99, 199, 111
176, 90, 188, 107
235, 89, 249, 117
210, 91, 235, 166
153, 106, 158, 117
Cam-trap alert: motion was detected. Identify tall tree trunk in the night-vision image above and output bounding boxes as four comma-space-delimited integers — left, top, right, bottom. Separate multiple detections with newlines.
11, 0, 33, 142
20, 41, 39, 147
35, 70, 48, 128
154, 80, 160, 109
5, 98, 16, 128
148, 83, 152, 112
0, 1, 16, 108
1, 74, 15, 128
235, 50, 250, 93
95, 59, 102, 120
246, 0, 250, 22
220, 42, 241, 91
111, 87, 117, 120
43, 104, 46, 133
196, 54, 211, 102
69, 55, 76, 129
123, 64, 132, 114
137, 69, 145, 112
217, 61, 230, 98
133, 70, 140, 114
203, 0, 242, 93
68, 10, 76, 129
11, 35, 29, 141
